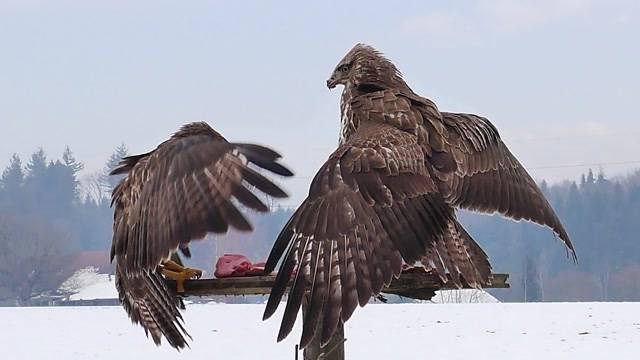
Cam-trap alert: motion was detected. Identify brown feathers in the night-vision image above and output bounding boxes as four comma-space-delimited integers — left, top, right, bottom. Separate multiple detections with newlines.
437, 113, 575, 258
115, 257, 190, 349
264, 122, 454, 347
265, 43, 574, 347
110, 121, 292, 349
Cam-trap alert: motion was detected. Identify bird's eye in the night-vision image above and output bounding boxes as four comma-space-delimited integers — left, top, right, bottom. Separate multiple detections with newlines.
338, 64, 351, 72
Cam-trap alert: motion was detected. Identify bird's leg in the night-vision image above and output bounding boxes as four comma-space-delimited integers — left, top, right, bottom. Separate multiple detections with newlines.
161, 260, 203, 293
162, 260, 186, 272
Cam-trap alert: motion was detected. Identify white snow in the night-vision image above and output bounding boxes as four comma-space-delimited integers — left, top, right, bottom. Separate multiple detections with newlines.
431, 289, 499, 303
59, 267, 117, 301
45, 273, 634, 358
3, 302, 639, 359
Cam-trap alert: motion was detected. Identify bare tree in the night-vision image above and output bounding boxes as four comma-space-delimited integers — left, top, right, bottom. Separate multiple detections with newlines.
80, 173, 109, 204
99, 144, 129, 196
0, 213, 71, 304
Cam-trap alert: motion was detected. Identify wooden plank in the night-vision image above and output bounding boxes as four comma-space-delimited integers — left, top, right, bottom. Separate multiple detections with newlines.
167, 273, 509, 298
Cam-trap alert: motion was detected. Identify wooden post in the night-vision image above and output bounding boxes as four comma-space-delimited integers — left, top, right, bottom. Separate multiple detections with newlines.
302, 297, 345, 360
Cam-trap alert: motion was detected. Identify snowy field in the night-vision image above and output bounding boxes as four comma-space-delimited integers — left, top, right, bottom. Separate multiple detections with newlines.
3, 302, 639, 359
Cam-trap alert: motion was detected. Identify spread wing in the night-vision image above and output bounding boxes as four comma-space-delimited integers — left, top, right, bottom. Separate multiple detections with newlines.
263, 121, 454, 347
110, 122, 292, 348
438, 112, 575, 257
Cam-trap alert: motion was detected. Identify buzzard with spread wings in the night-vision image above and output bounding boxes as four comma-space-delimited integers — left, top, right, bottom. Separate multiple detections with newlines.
110, 122, 292, 349
263, 44, 575, 347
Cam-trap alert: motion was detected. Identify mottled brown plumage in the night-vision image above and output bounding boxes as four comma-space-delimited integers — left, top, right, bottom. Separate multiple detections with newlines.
111, 122, 292, 349
264, 44, 574, 347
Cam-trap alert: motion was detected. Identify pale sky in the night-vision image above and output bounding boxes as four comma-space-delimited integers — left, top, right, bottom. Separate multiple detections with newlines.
1, 0, 639, 207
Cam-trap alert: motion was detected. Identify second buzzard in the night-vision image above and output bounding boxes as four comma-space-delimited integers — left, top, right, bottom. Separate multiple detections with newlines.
110, 122, 293, 349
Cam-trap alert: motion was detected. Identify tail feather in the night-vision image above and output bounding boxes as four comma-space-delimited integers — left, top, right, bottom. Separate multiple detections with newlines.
422, 217, 492, 287
115, 257, 190, 350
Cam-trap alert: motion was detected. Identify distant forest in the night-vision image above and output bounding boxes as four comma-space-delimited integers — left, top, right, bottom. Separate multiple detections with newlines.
1, 147, 639, 304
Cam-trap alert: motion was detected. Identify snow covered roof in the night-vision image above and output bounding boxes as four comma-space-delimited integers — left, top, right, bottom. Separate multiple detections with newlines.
59, 267, 117, 301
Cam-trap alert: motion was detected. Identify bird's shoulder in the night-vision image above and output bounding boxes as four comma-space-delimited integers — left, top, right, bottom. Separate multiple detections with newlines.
110, 122, 230, 209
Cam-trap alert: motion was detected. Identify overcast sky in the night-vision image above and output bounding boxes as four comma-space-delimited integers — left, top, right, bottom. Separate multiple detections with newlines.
1, 0, 639, 207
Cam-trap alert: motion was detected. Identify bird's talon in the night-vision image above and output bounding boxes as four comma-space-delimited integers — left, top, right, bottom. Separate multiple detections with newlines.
161, 263, 204, 293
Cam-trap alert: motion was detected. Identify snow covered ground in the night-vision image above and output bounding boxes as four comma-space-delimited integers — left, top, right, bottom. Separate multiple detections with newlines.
3, 302, 639, 359
68, 275, 115, 301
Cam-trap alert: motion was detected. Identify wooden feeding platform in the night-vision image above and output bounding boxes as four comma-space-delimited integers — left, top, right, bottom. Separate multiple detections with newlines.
166, 270, 509, 360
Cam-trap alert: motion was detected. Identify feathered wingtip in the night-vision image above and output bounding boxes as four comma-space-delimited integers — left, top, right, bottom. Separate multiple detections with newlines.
235, 143, 294, 178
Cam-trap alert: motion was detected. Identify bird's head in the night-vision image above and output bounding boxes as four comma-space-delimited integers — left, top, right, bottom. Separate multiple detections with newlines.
326, 43, 402, 90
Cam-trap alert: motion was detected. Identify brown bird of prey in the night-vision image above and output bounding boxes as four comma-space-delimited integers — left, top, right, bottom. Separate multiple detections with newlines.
110, 122, 292, 349
263, 44, 575, 347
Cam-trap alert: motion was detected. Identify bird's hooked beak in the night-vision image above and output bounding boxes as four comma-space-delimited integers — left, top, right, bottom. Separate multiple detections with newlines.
326, 76, 338, 89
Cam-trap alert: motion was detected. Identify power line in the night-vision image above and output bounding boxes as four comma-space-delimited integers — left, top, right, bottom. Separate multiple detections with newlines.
281, 160, 640, 179
274, 160, 640, 210
528, 160, 640, 170
504, 131, 640, 143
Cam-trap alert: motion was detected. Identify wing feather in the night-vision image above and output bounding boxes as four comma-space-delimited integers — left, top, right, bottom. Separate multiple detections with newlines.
264, 122, 453, 347
299, 241, 325, 346
438, 112, 575, 258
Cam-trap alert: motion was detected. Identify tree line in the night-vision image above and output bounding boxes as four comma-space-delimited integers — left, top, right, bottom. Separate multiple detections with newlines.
463, 169, 640, 302
0, 146, 127, 303
1, 146, 640, 303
